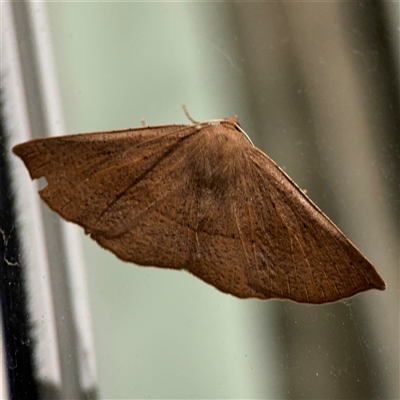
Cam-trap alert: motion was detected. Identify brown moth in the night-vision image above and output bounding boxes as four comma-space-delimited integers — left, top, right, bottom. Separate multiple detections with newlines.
12, 113, 386, 304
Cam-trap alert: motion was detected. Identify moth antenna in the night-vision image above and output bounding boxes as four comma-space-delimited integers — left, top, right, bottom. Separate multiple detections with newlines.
182, 105, 200, 124
140, 119, 147, 127
234, 123, 254, 146
182, 105, 254, 146
182, 106, 223, 126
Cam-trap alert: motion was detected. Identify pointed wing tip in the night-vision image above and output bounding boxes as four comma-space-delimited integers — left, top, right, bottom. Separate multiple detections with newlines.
12, 143, 31, 172
12, 142, 32, 167
12, 143, 24, 157
374, 279, 386, 291
369, 269, 386, 291
11, 143, 37, 179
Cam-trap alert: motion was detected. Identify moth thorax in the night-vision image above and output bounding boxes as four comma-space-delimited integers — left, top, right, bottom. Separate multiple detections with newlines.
191, 130, 244, 194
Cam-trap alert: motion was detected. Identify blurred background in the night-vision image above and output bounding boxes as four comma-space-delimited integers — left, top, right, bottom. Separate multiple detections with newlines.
2, 2, 399, 399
